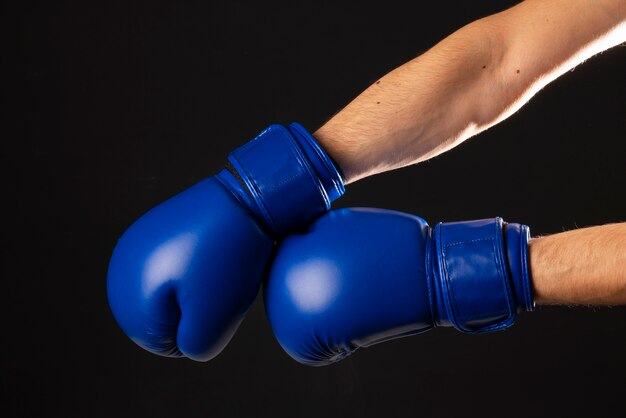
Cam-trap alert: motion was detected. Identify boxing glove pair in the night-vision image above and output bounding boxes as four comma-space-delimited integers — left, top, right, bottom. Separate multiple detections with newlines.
107, 123, 534, 365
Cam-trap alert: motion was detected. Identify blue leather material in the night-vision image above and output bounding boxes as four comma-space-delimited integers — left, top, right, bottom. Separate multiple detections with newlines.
264, 208, 433, 366
431, 218, 516, 333
108, 123, 345, 361
264, 208, 534, 366
214, 168, 264, 222
107, 178, 273, 361
224, 124, 344, 236
504, 223, 535, 312
286, 123, 345, 202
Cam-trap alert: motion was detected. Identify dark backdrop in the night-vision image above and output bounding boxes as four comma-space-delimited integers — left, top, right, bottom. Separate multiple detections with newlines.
3, 1, 626, 417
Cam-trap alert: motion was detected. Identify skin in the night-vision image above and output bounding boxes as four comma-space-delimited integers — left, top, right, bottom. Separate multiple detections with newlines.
312, 0, 626, 305
530, 223, 626, 305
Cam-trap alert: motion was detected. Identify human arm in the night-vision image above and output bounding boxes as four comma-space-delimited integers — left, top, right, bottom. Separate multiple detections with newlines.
314, 0, 626, 183
530, 222, 626, 305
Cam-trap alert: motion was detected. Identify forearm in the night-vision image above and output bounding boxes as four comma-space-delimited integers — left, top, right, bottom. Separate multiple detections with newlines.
530, 223, 626, 305
315, 0, 626, 183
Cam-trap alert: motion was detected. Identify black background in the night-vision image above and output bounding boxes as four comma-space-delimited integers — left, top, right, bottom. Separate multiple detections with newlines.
3, 1, 626, 417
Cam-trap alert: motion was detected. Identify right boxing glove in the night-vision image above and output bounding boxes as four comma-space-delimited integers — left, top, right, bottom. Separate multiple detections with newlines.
264, 208, 534, 366
107, 123, 344, 362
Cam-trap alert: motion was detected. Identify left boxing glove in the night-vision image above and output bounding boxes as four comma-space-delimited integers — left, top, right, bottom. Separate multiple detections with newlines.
264, 208, 534, 366
107, 123, 344, 361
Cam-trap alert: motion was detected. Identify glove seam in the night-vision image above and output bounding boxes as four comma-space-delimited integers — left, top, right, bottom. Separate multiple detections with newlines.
442, 237, 493, 248
228, 152, 277, 231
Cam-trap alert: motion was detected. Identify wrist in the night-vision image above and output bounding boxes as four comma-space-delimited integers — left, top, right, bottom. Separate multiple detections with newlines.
313, 124, 362, 184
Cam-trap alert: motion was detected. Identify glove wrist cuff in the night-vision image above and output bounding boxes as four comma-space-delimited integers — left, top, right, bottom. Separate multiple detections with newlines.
431, 217, 533, 333
216, 123, 345, 236
504, 222, 535, 312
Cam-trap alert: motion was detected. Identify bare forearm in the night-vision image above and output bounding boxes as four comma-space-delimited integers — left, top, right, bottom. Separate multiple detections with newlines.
316, 21, 500, 183
530, 223, 626, 305
315, 0, 626, 183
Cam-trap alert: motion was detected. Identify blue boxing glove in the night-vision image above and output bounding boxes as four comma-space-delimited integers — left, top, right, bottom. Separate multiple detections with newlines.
264, 208, 534, 366
107, 123, 344, 361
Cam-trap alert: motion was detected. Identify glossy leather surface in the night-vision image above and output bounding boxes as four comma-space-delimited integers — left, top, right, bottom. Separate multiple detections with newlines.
264, 208, 533, 366
221, 123, 344, 236
265, 208, 433, 366
430, 218, 532, 333
107, 123, 344, 361
108, 178, 272, 361
504, 222, 534, 312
